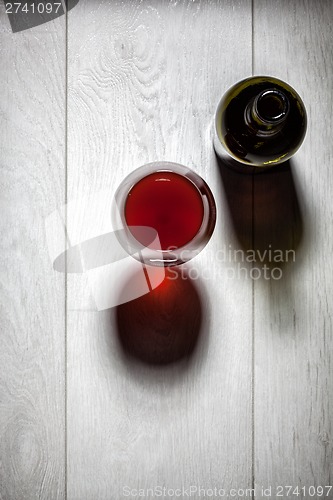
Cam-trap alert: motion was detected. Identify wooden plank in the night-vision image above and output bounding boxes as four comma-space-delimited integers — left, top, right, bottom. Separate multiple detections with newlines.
0, 5, 66, 500
67, 0, 253, 498
253, 0, 333, 496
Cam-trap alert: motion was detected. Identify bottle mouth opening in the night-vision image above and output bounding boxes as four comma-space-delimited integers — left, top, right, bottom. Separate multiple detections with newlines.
255, 89, 289, 123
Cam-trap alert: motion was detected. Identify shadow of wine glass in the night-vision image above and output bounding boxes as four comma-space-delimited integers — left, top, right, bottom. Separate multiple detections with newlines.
113, 266, 208, 368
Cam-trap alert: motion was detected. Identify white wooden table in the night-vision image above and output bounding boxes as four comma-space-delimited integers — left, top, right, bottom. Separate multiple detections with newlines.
1, 1, 332, 499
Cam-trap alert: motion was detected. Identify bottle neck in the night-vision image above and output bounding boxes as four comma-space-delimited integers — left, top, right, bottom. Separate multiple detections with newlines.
245, 89, 290, 135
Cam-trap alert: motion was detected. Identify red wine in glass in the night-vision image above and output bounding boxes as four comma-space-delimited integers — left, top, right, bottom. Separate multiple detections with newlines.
113, 162, 216, 266
124, 171, 205, 251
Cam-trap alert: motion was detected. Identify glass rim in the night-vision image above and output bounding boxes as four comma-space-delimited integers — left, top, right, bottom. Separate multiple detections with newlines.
112, 161, 216, 266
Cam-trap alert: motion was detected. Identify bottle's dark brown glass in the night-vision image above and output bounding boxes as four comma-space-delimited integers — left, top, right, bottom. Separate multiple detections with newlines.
214, 76, 307, 167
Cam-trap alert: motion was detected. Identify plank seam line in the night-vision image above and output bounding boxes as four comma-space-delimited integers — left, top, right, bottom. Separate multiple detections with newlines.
251, 1, 255, 496
64, 3, 68, 499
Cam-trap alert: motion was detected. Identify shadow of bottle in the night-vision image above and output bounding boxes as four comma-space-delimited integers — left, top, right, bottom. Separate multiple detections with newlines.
113, 266, 208, 367
216, 154, 304, 273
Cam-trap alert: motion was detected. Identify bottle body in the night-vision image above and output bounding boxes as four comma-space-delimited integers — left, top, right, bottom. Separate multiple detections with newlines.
214, 76, 307, 168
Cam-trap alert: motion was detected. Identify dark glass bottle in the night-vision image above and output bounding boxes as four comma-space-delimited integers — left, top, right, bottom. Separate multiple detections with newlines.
214, 76, 307, 168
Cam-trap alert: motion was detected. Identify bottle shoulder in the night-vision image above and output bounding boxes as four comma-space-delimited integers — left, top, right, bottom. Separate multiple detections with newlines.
215, 76, 307, 166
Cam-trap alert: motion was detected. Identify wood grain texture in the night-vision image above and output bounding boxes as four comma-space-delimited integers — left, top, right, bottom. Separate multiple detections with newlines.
1, 0, 331, 497
67, 0, 253, 498
253, 0, 333, 496
0, 4, 66, 500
